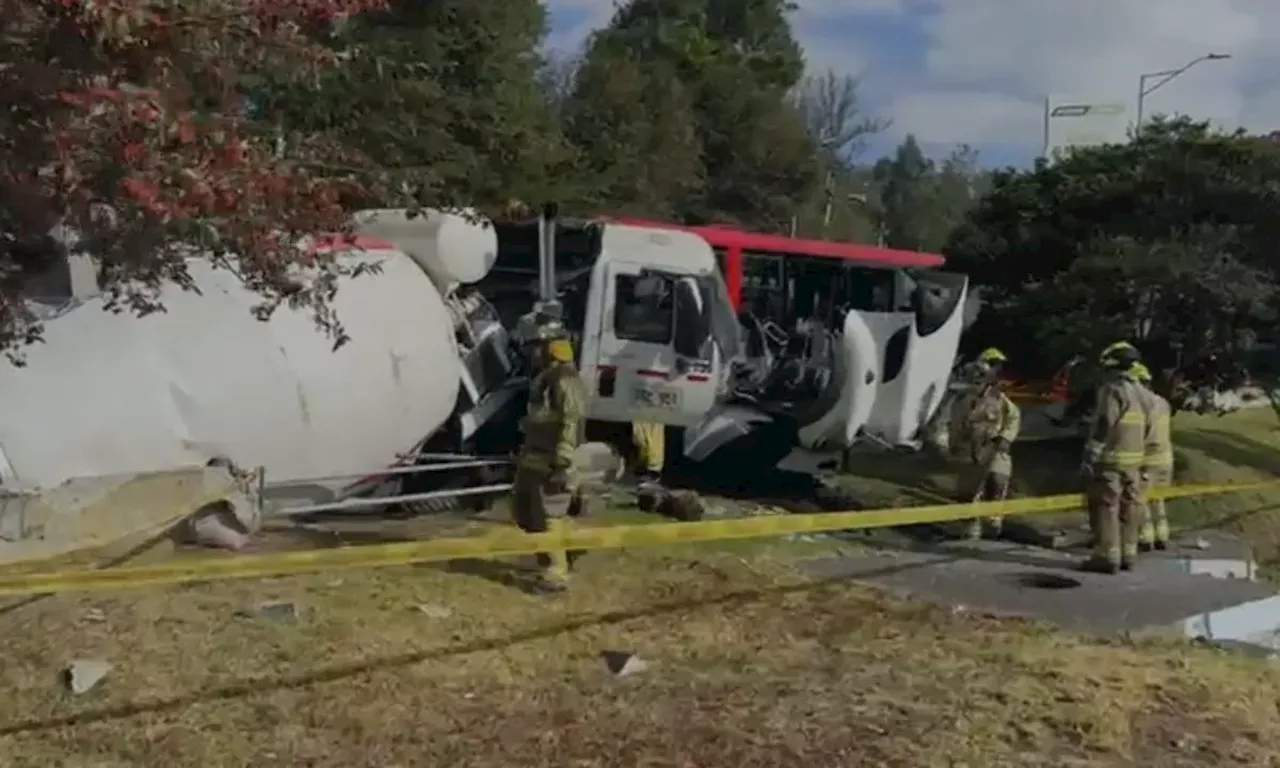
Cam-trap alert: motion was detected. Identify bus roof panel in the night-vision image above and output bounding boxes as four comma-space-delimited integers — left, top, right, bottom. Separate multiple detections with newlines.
607, 218, 945, 268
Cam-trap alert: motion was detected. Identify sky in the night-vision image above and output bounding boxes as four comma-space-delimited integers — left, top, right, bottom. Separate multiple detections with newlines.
543, 0, 1280, 168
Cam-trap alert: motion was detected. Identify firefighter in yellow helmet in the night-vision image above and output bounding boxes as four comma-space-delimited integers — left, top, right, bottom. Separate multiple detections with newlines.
513, 319, 588, 593
1131, 362, 1172, 551
948, 347, 1020, 539
959, 347, 1008, 384
1081, 341, 1147, 574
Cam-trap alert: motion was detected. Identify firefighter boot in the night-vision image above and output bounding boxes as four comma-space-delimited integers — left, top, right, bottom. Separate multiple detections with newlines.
532, 519, 571, 595
1079, 555, 1120, 575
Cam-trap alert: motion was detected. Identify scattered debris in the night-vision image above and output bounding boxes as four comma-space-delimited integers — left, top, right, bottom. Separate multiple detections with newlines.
64, 659, 112, 694
415, 603, 452, 619
1190, 537, 1212, 551
601, 650, 649, 677
81, 607, 107, 623
656, 490, 706, 522
238, 601, 299, 623
176, 494, 261, 551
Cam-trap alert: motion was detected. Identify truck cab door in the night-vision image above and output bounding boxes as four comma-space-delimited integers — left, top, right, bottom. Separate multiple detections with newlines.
583, 260, 719, 427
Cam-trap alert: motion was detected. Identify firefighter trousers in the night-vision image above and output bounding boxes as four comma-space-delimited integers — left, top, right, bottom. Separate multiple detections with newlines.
631, 421, 665, 477
959, 456, 1010, 539
1087, 468, 1143, 566
511, 466, 576, 586
1139, 467, 1172, 546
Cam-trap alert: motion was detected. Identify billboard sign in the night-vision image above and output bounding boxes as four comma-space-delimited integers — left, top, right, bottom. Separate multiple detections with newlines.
1043, 96, 1129, 159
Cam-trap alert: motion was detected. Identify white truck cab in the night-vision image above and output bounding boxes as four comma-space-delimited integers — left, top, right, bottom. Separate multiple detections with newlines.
481, 215, 740, 433
578, 223, 738, 428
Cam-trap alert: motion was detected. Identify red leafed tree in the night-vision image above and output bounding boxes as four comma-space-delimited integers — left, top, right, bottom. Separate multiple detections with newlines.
0, 0, 385, 358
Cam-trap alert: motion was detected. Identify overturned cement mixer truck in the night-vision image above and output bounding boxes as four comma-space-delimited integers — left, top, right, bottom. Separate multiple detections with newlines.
0, 204, 933, 553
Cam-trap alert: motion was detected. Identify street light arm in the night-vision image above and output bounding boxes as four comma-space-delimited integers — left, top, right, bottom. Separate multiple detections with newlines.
1140, 54, 1230, 97
1136, 52, 1230, 128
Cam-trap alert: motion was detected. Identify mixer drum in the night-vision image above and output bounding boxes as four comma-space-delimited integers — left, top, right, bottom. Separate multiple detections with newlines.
0, 248, 462, 490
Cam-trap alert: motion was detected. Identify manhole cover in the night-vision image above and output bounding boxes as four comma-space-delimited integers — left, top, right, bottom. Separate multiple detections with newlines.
1015, 572, 1081, 590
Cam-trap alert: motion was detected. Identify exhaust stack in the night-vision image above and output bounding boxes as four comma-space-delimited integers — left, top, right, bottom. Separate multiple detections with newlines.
534, 202, 562, 322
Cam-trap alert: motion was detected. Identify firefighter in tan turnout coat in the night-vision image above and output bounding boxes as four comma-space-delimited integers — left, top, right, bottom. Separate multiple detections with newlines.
949, 348, 1021, 540
1081, 342, 1147, 574
1131, 362, 1173, 551
512, 320, 588, 593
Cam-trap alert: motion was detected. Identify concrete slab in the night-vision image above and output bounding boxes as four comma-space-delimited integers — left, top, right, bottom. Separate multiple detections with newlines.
803, 539, 1276, 642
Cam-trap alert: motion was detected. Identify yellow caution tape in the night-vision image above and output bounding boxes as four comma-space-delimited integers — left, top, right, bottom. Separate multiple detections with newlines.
0, 480, 1274, 598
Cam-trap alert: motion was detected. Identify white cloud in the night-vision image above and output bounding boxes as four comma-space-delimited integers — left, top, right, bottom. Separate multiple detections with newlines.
901, 0, 1280, 144
542, 0, 1280, 151
793, 0, 906, 17
888, 90, 1041, 145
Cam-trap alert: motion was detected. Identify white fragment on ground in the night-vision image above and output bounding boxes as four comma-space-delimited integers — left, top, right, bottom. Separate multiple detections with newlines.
1192, 538, 1212, 551
415, 603, 453, 619
238, 601, 298, 623
81, 607, 107, 623
602, 651, 649, 677
65, 659, 112, 694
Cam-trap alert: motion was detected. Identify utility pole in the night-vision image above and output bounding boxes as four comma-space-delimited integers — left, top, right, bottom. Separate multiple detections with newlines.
821, 170, 834, 233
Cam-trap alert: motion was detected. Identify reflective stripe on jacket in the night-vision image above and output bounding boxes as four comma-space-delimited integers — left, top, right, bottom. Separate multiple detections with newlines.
1084, 376, 1147, 470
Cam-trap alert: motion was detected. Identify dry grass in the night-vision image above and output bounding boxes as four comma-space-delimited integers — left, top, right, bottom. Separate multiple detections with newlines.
2, 536, 1280, 767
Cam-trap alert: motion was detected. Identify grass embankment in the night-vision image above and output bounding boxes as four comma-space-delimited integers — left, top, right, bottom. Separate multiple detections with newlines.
3, 543, 1280, 766
2, 411, 1280, 765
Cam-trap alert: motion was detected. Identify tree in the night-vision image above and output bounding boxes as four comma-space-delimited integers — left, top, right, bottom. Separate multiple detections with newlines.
562, 49, 704, 218
873, 134, 933, 250
1, 0, 386, 358
573, 0, 821, 229
787, 70, 888, 242
794, 69, 887, 165
254, 0, 570, 212
916, 144, 986, 252
945, 118, 1280, 378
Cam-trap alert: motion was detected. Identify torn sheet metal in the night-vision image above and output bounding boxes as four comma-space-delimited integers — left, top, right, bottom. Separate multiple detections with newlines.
0, 466, 257, 566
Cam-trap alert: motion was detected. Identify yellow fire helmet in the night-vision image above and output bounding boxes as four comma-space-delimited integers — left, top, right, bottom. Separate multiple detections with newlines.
547, 337, 575, 363
1129, 362, 1152, 383
1099, 340, 1139, 367
978, 347, 1008, 363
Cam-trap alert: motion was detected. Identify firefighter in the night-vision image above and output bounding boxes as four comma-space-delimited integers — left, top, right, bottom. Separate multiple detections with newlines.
1080, 341, 1147, 574
949, 348, 1021, 540
512, 320, 588, 593
961, 347, 1008, 384
928, 347, 1009, 454
1131, 362, 1172, 551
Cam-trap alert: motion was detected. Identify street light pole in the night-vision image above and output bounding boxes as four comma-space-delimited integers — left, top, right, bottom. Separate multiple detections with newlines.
1136, 52, 1231, 129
